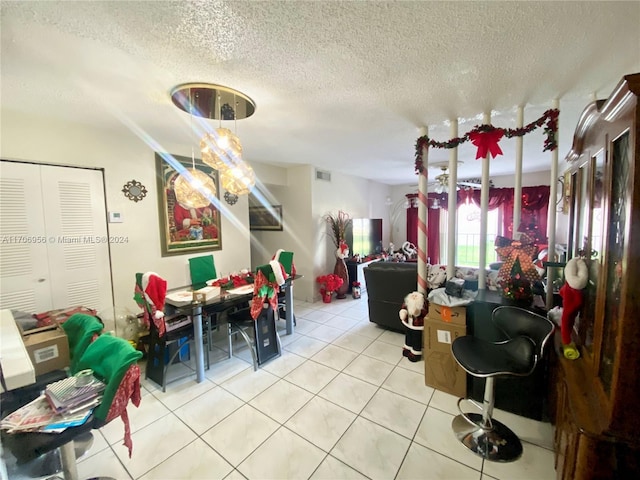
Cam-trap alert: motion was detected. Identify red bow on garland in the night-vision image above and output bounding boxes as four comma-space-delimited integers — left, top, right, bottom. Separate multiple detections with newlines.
469, 128, 504, 159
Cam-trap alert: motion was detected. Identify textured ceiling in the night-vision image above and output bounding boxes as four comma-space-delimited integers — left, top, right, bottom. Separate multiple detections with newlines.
1, 1, 639, 185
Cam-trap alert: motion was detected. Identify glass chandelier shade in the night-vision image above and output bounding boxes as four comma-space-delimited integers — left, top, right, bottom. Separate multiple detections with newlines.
200, 128, 243, 172
174, 168, 217, 208
221, 162, 256, 196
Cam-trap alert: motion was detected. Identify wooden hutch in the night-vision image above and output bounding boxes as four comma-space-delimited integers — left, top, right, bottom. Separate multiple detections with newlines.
553, 73, 640, 478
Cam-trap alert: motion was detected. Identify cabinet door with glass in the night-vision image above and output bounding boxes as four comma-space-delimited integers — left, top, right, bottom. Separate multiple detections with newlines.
576, 150, 606, 364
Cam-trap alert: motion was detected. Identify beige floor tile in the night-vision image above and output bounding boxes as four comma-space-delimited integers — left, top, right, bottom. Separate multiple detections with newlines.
331, 417, 410, 479
201, 404, 279, 467
238, 427, 325, 479
138, 438, 233, 480
285, 396, 356, 451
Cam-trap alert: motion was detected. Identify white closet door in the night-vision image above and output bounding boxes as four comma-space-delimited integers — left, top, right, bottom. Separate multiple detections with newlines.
40, 165, 113, 315
0, 161, 113, 315
0, 162, 51, 312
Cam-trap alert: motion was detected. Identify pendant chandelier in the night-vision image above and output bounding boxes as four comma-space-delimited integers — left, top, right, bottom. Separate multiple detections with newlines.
174, 168, 217, 208
173, 86, 218, 208
200, 128, 243, 172
171, 83, 256, 197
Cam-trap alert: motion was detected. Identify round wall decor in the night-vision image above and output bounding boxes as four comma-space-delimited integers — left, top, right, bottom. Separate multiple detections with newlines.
122, 180, 147, 202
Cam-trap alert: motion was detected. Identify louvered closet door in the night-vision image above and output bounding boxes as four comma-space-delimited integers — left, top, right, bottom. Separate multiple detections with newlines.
0, 161, 113, 314
0, 161, 51, 311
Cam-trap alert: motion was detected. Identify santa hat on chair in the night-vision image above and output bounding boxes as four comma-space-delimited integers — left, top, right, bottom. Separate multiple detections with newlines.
142, 272, 167, 320
268, 260, 288, 286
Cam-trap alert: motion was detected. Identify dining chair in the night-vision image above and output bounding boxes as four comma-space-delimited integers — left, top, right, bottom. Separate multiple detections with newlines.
3, 317, 143, 480
189, 254, 217, 289
226, 263, 283, 369
189, 255, 218, 348
272, 249, 296, 326
135, 272, 209, 392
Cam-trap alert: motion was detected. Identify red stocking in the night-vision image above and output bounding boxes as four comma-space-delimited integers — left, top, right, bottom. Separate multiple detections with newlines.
559, 283, 584, 345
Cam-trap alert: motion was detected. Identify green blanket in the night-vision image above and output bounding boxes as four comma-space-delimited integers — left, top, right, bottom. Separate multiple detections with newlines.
74, 334, 142, 421
62, 313, 104, 371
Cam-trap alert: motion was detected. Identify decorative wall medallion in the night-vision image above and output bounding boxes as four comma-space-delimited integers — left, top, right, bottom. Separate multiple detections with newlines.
224, 191, 238, 205
122, 180, 148, 202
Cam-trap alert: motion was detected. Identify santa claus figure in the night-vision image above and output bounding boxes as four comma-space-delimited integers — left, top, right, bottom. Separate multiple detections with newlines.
399, 291, 428, 362
559, 257, 588, 360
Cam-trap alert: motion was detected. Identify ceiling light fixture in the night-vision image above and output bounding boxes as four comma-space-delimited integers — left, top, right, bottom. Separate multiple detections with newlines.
171, 83, 256, 197
174, 87, 218, 208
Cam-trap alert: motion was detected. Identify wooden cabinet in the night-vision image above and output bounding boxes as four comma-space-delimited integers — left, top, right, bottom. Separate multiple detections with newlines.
555, 73, 640, 479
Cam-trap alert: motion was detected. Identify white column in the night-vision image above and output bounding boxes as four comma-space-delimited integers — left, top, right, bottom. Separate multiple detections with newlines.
447, 119, 458, 279
478, 112, 491, 289
513, 106, 524, 237
546, 99, 559, 309
417, 126, 429, 295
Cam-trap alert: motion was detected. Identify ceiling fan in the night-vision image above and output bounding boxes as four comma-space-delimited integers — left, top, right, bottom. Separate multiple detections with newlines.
429, 165, 483, 194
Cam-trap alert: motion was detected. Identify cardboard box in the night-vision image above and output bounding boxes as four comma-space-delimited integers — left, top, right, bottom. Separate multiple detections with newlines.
19, 324, 70, 377
428, 303, 467, 326
424, 319, 467, 397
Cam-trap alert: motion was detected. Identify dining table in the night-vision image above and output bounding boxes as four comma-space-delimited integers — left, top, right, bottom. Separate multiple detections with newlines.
164, 274, 301, 384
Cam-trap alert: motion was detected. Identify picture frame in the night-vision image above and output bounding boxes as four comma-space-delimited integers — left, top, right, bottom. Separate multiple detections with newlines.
155, 152, 222, 256
249, 205, 283, 231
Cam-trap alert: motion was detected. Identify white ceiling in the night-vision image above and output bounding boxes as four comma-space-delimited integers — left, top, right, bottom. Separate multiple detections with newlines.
1, 1, 639, 185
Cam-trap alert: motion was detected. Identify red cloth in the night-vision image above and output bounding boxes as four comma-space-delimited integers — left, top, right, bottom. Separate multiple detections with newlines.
105, 364, 141, 458
559, 283, 584, 345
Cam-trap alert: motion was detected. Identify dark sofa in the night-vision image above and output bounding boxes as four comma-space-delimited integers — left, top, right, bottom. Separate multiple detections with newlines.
363, 261, 418, 331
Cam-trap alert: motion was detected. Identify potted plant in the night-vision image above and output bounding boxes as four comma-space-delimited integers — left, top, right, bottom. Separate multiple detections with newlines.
325, 211, 352, 299
316, 274, 344, 303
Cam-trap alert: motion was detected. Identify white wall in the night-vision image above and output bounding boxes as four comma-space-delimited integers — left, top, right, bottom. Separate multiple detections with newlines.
248, 166, 391, 302
1, 110, 252, 319
312, 171, 390, 301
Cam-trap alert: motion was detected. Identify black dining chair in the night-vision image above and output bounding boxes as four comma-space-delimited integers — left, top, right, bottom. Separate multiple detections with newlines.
450, 306, 554, 462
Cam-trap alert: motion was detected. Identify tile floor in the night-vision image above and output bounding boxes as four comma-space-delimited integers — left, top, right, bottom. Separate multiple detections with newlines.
74, 292, 556, 480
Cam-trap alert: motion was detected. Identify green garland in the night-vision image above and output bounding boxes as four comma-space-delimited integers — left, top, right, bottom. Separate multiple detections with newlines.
414, 109, 559, 174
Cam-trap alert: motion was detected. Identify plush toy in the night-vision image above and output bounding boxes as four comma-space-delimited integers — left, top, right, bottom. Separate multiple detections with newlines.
559, 257, 588, 360
402, 241, 417, 258
399, 291, 428, 362
427, 264, 447, 289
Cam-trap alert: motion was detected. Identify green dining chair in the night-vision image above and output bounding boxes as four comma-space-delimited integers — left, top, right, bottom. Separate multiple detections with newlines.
189, 254, 217, 290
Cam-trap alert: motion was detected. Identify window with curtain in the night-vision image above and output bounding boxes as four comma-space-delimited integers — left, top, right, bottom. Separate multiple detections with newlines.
406, 186, 550, 266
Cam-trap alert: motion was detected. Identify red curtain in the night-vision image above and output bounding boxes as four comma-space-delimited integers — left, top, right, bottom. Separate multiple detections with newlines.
404, 186, 550, 262
406, 194, 440, 263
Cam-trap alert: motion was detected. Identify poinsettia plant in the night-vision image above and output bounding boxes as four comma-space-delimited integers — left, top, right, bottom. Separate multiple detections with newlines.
316, 274, 344, 294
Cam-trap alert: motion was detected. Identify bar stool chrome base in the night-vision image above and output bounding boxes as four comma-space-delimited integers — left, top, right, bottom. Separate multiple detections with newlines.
452, 413, 523, 462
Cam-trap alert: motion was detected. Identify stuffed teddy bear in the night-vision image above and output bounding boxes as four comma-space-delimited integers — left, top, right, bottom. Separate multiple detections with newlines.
399, 291, 428, 362
559, 257, 589, 360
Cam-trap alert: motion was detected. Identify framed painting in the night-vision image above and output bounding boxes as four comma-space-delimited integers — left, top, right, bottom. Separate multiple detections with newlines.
155, 152, 222, 256
249, 205, 283, 231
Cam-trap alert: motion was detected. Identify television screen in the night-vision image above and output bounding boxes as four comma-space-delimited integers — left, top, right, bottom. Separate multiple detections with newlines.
345, 218, 383, 256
